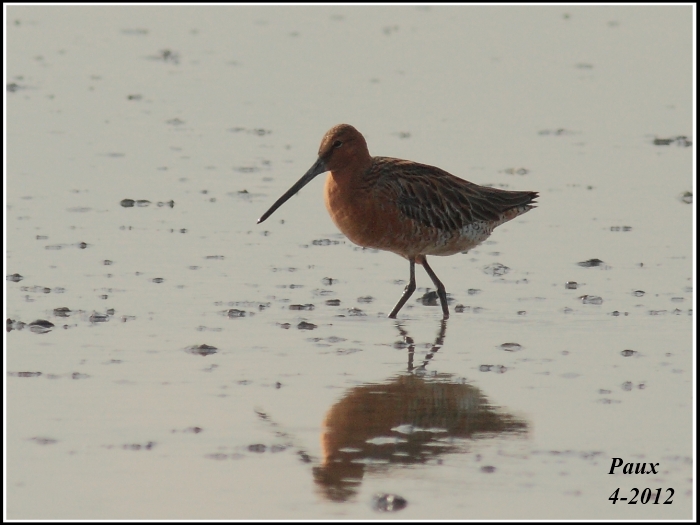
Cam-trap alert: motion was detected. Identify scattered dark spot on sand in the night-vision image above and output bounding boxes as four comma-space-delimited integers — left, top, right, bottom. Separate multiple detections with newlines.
580, 295, 603, 305
500, 343, 522, 352
653, 136, 691, 147
6, 273, 23, 282
28, 319, 54, 334
297, 321, 317, 330
577, 258, 606, 268
8, 371, 42, 378
123, 441, 156, 450
372, 493, 407, 512
186, 344, 218, 356
312, 239, 341, 246
120, 199, 154, 207
6, 319, 23, 332
502, 167, 530, 175
29, 437, 58, 445
289, 304, 315, 311
228, 127, 272, 136
89, 312, 109, 323
417, 290, 454, 306
147, 49, 180, 64
7, 82, 27, 92
483, 262, 509, 276
205, 453, 228, 460
336, 348, 362, 355
298, 451, 313, 463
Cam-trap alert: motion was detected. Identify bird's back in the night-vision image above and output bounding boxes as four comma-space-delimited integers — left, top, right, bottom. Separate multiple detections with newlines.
325, 156, 537, 259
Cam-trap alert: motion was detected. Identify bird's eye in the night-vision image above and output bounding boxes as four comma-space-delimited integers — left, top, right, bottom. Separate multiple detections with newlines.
333, 140, 343, 149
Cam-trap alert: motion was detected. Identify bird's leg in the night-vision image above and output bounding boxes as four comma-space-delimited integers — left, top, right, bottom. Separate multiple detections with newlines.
389, 259, 416, 318
420, 256, 450, 319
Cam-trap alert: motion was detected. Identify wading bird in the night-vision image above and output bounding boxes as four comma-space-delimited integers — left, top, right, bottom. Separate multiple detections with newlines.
258, 124, 537, 319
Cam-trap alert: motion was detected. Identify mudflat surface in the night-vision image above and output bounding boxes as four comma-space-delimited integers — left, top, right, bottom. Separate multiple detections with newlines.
5, 5, 693, 520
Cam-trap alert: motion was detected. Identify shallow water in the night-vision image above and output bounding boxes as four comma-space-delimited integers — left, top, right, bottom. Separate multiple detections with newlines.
5, 5, 694, 520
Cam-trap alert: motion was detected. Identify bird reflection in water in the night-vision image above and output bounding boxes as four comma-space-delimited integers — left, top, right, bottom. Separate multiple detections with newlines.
312, 320, 529, 503
398, 318, 447, 373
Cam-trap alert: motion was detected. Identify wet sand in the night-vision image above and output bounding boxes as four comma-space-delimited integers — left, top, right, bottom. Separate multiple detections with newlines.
5, 5, 693, 519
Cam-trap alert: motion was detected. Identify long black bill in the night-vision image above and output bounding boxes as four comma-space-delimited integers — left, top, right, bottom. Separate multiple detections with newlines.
257, 157, 328, 224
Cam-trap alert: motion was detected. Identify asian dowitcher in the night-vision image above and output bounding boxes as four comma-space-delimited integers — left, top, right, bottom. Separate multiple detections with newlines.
258, 124, 538, 319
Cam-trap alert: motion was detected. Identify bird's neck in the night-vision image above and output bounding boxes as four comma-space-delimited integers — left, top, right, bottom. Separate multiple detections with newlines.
326, 157, 374, 191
